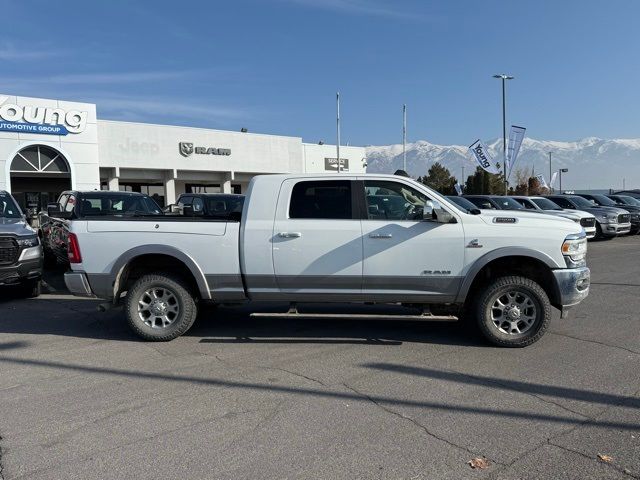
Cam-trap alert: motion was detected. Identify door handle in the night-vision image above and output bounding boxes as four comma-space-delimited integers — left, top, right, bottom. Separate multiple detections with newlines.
278, 232, 302, 238
369, 233, 393, 239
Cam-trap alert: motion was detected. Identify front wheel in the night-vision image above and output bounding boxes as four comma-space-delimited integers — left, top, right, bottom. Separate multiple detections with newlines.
125, 273, 198, 341
475, 276, 551, 347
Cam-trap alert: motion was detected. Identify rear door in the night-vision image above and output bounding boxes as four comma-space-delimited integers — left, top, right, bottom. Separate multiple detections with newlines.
272, 179, 363, 300
359, 179, 465, 302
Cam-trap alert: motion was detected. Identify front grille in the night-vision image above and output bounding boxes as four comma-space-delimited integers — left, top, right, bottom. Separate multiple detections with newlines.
0, 237, 19, 265
618, 214, 631, 224
580, 218, 595, 227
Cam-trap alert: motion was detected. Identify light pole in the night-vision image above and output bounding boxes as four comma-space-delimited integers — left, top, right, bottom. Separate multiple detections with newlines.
493, 74, 514, 194
548, 151, 553, 191
559, 168, 568, 192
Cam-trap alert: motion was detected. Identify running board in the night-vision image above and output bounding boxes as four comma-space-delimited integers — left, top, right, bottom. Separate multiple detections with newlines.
249, 312, 458, 322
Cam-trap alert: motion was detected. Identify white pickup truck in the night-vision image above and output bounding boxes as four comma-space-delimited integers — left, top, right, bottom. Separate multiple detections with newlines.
64, 174, 590, 347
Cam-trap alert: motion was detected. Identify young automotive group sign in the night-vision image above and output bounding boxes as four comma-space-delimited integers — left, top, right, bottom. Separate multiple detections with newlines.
0, 96, 88, 135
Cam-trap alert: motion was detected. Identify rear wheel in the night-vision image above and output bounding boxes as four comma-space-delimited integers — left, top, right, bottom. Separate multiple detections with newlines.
43, 251, 57, 269
475, 276, 551, 347
125, 273, 198, 341
21, 279, 41, 298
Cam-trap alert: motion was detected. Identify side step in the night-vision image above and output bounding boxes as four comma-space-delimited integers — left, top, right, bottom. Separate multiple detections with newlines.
249, 312, 458, 322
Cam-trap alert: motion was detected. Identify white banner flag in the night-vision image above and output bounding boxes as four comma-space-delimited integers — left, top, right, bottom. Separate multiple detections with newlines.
469, 139, 501, 174
535, 174, 548, 190
549, 171, 558, 189
454, 182, 463, 196
506, 125, 526, 175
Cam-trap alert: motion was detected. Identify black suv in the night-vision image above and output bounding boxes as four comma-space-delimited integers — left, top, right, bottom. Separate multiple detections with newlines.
0, 191, 42, 296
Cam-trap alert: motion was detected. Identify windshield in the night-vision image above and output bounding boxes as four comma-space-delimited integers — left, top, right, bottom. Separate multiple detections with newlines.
613, 195, 640, 206
589, 194, 617, 207
531, 198, 563, 210
446, 196, 478, 212
0, 193, 21, 218
80, 194, 163, 216
492, 197, 525, 210
569, 196, 597, 208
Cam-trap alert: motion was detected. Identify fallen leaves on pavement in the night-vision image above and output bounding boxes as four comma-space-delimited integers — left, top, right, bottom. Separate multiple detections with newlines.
597, 454, 613, 463
468, 457, 490, 469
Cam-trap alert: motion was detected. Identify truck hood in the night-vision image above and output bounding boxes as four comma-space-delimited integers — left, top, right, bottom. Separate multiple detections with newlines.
0, 217, 36, 236
579, 206, 630, 216
478, 209, 577, 228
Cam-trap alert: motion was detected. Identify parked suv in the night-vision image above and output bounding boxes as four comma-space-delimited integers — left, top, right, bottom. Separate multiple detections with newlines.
510, 196, 597, 239
0, 191, 43, 296
546, 195, 631, 238
574, 193, 639, 234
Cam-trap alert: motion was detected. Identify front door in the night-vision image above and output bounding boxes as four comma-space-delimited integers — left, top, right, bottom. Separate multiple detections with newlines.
360, 179, 465, 302
272, 179, 363, 301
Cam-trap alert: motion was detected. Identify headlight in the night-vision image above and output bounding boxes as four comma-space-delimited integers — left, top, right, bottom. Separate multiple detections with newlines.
562, 235, 587, 267
599, 212, 616, 221
16, 235, 39, 248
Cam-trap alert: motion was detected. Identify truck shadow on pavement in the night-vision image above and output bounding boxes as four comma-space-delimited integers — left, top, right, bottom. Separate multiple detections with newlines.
0, 295, 481, 347
0, 339, 637, 431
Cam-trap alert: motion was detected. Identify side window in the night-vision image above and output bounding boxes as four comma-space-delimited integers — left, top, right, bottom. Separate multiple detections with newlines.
553, 197, 572, 209
289, 180, 352, 219
192, 197, 204, 213
364, 180, 429, 221
522, 200, 536, 210
64, 195, 77, 213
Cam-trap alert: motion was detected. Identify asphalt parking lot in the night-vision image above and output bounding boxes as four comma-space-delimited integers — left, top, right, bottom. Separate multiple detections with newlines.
0, 238, 639, 480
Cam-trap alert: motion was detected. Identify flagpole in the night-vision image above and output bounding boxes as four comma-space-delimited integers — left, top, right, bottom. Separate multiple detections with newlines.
336, 92, 341, 173
402, 104, 407, 172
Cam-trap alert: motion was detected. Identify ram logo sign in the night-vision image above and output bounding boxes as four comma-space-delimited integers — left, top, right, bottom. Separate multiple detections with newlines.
179, 142, 231, 158
179, 142, 194, 157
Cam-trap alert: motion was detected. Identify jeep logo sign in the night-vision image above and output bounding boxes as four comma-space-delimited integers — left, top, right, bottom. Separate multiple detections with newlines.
179, 142, 231, 157
0, 96, 88, 134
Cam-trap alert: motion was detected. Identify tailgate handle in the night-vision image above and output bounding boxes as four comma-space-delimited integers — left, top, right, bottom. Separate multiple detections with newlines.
278, 232, 302, 238
369, 233, 393, 239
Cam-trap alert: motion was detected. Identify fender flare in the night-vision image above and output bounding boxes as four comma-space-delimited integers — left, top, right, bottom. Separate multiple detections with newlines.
455, 247, 562, 303
111, 244, 211, 300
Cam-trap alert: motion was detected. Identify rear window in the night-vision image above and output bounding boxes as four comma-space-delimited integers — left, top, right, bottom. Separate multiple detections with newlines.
79, 194, 163, 216
289, 180, 352, 219
205, 196, 244, 216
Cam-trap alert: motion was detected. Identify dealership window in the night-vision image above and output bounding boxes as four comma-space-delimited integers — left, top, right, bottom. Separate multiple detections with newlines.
119, 183, 165, 207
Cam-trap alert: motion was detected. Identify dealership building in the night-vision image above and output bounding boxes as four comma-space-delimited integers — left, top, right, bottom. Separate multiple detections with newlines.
0, 94, 366, 212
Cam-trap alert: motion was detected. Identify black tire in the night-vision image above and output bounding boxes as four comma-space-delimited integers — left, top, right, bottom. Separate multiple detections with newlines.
475, 276, 551, 348
43, 251, 57, 269
125, 273, 198, 341
21, 279, 41, 298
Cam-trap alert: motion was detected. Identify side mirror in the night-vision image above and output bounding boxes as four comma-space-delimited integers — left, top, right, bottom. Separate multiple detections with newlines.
182, 205, 195, 217
423, 203, 435, 220
469, 208, 481, 215
47, 203, 61, 216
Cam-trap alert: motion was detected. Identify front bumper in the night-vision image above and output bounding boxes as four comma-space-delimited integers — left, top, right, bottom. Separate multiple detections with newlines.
552, 266, 590, 318
599, 221, 631, 236
0, 247, 43, 286
64, 271, 95, 297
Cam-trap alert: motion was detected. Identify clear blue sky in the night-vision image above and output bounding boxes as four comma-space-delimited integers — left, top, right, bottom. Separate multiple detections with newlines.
2, 0, 639, 146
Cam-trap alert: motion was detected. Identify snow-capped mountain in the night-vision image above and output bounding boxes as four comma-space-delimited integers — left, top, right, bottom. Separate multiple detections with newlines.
365, 137, 640, 190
